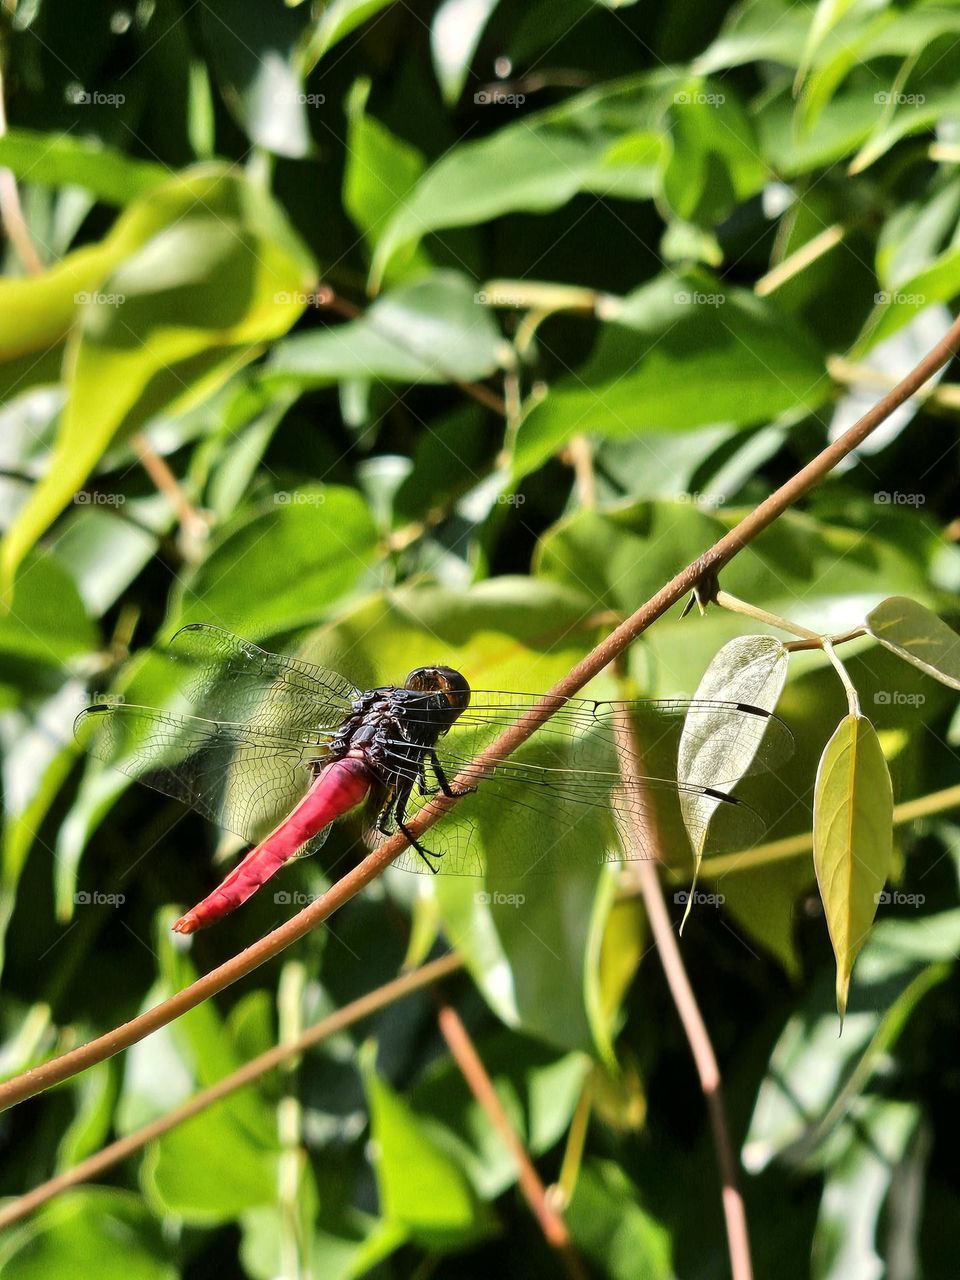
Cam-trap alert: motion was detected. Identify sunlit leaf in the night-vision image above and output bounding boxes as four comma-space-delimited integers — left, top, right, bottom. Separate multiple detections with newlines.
866, 595, 960, 690
813, 714, 894, 1019
0, 130, 166, 204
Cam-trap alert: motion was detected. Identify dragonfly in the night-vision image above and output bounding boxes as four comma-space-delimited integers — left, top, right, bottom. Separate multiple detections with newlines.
74, 624, 792, 933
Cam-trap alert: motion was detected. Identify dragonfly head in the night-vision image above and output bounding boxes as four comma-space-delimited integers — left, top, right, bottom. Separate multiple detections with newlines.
403, 666, 471, 717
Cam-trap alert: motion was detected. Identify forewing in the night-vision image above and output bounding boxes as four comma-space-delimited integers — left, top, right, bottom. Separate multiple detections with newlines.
75, 703, 330, 850
165, 624, 359, 735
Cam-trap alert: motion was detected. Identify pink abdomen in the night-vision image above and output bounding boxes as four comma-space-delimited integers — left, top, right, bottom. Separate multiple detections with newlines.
172, 757, 372, 933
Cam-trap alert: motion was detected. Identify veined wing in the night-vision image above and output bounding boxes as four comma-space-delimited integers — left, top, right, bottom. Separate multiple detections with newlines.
75, 703, 335, 853
377, 733, 763, 879
397, 690, 793, 787
164, 624, 360, 735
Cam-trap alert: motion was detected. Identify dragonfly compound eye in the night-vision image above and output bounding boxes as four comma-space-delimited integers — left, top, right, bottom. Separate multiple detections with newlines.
404, 666, 471, 711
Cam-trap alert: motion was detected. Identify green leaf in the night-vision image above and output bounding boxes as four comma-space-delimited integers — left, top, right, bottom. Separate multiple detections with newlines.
813, 1098, 922, 1280
0, 1189, 175, 1280
660, 78, 766, 225
343, 79, 431, 281
371, 74, 668, 286
813, 714, 894, 1019
430, 0, 500, 105
866, 596, 960, 689
170, 485, 380, 637
267, 271, 506, 385
0, 130, 167, 204
1, 165, 317, 597
304, 0, 398, 66
362, 1053, 488, 1248
743, 910, 960, 1171
0, 551, 96, 690
566, 1160, 673, 1280
512, 272, 827, 478
677, 634, 789, 923
199, 0, 312, 157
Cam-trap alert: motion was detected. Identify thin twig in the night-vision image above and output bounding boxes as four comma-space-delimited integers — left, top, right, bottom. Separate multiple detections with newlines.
129, 434, 211, 541
616, 717, 752, 1280
0, 952, 463, 1230
435, 999, 588, 1280
755, 224, 844, 297
3, 309, 959, 1112
0, 63, 44, 276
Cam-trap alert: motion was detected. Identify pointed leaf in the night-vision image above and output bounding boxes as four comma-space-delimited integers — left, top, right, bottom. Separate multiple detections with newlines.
813, 714, 894, 1019
866, 595, 960, 690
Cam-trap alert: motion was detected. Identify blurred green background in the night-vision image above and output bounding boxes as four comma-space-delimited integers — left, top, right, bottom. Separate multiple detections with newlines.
1, 0, 960, 1276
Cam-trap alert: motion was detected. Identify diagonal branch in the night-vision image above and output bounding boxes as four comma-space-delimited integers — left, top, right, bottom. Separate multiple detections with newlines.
435, 997, 588, 1280
0, 952, 463, 1231
2, 310, 959, 1112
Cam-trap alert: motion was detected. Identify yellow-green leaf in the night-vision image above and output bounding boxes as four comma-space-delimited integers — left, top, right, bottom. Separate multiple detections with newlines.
813, 714, 894, 1020
0, 165, 316, 599
866, 595, 960, 690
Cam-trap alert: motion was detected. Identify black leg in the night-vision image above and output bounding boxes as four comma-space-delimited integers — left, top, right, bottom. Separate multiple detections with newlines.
377, 791, 397, 836
429, 750, 476, 799
417, 759, 439, 797
394, 789, 442, 873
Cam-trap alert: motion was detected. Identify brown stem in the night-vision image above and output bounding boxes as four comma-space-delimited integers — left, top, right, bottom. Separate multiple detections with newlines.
129, 434, 210, 540
0, 952, 463, 1230
616, 720, 752, 1278
2, 310, 959, 1112
435, 999, 588, 1280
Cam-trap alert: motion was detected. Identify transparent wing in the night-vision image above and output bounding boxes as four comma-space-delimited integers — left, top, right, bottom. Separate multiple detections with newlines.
375, 707, 770, 879
74, 703, 334, 854
395, 690, 792, 787
164, 623, 360, 735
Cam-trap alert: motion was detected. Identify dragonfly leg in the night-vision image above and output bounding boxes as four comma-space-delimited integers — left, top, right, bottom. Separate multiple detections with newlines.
428, 749, 476, 799
394, 789, 441, 874
376, 790, 397, 836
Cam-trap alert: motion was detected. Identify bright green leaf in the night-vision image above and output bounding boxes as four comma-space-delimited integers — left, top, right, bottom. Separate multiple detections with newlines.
866, 596, 960, 689
813, 714, 894, 1020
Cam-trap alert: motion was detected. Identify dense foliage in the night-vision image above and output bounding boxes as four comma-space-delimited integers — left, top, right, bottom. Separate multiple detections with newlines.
1, 0, 960, 1276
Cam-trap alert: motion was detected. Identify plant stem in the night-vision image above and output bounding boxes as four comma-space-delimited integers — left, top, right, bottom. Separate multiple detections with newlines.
0, 952, 463, 1230
823, 638, 861, 716
435, 999, 587, 1280
714, 589, 820, 641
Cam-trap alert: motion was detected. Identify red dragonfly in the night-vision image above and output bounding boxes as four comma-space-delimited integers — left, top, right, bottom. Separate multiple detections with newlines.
74, 624, 791, 933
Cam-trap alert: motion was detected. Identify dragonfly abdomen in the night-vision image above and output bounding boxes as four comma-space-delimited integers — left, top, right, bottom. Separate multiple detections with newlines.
172, 757, 373, 933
